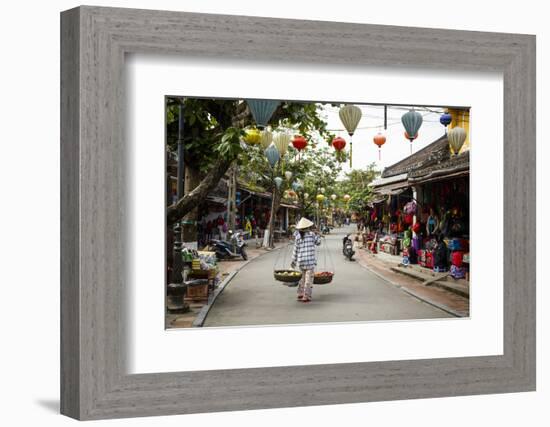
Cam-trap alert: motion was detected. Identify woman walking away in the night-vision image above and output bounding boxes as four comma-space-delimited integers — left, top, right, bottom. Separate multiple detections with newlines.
291, 218, 321, 303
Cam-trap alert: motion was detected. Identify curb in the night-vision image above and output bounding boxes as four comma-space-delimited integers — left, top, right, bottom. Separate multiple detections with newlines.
390, 266, 470, 298
192, 245, 285, 327
356, 256, 465, 318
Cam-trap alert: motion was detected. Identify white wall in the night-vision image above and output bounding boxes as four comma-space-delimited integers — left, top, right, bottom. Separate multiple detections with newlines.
0, 1, 546, 426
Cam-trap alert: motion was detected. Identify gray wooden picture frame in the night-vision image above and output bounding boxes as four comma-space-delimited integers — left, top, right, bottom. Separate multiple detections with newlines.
60, 5, 536, 421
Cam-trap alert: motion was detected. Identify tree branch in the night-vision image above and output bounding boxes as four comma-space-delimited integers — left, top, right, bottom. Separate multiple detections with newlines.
167, 155, 235, 226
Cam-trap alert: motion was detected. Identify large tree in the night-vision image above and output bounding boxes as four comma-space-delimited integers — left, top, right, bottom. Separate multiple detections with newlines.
165, 98, 332, 226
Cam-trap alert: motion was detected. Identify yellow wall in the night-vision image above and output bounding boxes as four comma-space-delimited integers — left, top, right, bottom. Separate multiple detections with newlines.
447, 108, 470, 153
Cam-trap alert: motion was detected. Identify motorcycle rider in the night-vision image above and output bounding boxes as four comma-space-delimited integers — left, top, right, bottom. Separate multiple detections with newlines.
342, 233, 355, 260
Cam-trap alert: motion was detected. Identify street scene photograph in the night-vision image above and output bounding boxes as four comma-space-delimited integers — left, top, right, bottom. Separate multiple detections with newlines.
165, 97, 471, 328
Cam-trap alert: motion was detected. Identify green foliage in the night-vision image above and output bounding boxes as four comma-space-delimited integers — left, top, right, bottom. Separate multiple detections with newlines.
217, 127, 245, 158
166, 98, 335, 175
335, 164, 381, 212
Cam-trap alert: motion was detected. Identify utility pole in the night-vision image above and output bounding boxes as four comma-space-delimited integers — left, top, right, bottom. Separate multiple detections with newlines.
172, 101, 185, 285
176, 101, 185, 201
168, 100, 188, 313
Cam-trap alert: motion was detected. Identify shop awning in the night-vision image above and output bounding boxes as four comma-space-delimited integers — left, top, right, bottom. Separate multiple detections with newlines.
370, 173, 408, 189
280, 203, 299, 209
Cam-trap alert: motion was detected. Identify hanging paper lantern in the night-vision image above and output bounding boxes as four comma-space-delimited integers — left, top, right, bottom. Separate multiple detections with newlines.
274, 177, 283, 189
284, 171, 293, 180
448, 126, 467, 155
331, 194, 337, 201
401, 109, 423, 154
259, 128, 273, 149
292, 135, 308, 151
343, 194, 351, 202
287, 190, 297, 198
246, 99, 280, 128
339, 105, 362, 136
339, 105, 362, 167
273, 131, 291, 156
264, 143, 280, 168
373, 132, 387, 160
319, 187, 325, 194
243, 128, 261, 145
292, 181, 301, 191
440, 111, 452, 128
332, 136, 346, 151
304, 193, 309, 200
316, 194, 326, 203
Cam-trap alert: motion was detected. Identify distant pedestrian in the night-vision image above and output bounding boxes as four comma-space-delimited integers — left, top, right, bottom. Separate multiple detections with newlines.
291, 218, 321, 303
206, 220, 213, 242
216, 215, 225, 239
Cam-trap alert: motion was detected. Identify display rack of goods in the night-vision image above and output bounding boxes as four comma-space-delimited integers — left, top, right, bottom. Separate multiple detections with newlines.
274, 269, 303, 283
313, 271, 334, 285
379, 235, 399, 255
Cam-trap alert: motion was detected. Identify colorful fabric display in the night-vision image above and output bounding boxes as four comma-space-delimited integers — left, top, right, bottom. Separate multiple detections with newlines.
451, 251, 464, 267
450, 265, 466, 279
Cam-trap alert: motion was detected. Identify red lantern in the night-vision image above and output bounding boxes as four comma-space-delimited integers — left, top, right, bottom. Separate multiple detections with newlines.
412, 222, 421, 234
404, 213, 414, 225
292, 135, 308, 151
332, 136, 346, 151
373, 133, 386, 160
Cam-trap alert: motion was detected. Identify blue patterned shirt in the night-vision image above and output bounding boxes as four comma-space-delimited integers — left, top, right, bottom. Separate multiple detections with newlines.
292, 230, 321, 270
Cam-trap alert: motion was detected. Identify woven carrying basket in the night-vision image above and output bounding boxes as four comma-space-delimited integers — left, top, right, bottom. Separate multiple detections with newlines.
313, 272, 334, 285
274, 269, 303, 283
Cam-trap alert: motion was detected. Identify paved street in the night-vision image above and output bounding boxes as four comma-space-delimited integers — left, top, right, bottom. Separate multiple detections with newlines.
203, 226, 452, 327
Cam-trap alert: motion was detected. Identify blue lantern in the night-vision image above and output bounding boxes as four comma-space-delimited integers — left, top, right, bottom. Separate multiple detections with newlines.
440, 111, 452, 129
292, 181, 301, 191
265, 143, 280, 168
246, 99, 280, 129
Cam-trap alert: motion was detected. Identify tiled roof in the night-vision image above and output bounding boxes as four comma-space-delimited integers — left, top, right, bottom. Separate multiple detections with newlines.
379, 134, 469, 184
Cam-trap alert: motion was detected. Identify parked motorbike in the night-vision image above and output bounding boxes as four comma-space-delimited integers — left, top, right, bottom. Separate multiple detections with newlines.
209, 231, 248, 260
321, 224, 331, 234
342, 234, 355, 261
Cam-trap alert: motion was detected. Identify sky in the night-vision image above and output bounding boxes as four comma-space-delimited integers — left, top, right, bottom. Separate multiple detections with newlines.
317, 104, 448, 175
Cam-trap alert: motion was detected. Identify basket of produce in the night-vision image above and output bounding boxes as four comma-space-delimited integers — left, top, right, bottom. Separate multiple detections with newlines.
313, 271, 334, 285
274, 269, 303, 283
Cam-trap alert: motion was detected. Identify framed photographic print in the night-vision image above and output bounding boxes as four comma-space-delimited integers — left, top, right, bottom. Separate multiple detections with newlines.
61, 5, 536, 420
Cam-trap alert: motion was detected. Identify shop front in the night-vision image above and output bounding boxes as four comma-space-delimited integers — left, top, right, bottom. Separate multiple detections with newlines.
368, 135, 470, 279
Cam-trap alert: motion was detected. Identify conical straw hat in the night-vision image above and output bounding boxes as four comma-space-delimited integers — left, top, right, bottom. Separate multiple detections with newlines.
296, 217, 314, 230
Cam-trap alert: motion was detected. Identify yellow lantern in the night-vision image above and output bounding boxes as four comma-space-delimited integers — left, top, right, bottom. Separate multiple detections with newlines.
316, 194, 326, 203
244, 128, 261, 145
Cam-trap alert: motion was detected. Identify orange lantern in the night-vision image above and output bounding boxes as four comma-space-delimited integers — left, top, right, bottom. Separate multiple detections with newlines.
373, 132, 386, 160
